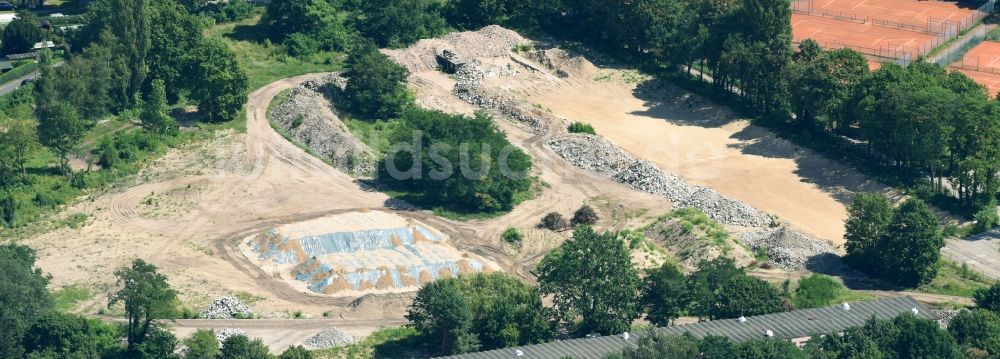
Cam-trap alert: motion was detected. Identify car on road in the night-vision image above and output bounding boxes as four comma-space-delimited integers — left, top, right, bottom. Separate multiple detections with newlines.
0, 1, 14, 11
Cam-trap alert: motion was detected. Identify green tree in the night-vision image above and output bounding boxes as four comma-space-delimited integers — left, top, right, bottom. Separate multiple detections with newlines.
182, 329, 219, 359
536, 226, 641, 335
0, 244, 53, 358
36, 102, 85, 173
108, 258, 178, 354
141, 79, 178, 135
793, 274, 845, 309
948, 309, 1000, 357
136, 326, 179, 359
712, 275, 784, 319
642, 262, 689, 326
379, 109, 532, 212
22, 311, 122, 359
0, 116, 38, 184
1, 11, 43, 54
356, 0, 448, 48
571, 205, 599, 226
278, 345, 313, 359
974, 282, 1000, 313
263, 0, 337, 41
185, 39, 249, 122
343, 40, 412, 119
789, 47, 868, 129
871, 313, 963, 359
452, 273, 553, 349
406, 280, 478, 355
219, 335, 273, 359
843, 193, 893, 272
737, 338, 806, 359
607, 330, 701, 359
880, 198, 944, 286
700, 335, 738, 359
686, 257, 743, 319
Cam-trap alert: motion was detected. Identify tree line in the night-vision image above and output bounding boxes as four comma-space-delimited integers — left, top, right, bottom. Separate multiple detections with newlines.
404, 223, 879, 356
0, 243, 315, 359
0, 0, 251, 229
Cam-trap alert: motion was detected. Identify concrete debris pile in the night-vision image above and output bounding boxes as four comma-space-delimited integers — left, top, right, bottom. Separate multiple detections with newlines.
547, 134, 771, 227
304, 327, 356, 349
453, 84, 555, 135
454, 59, 520, 85
737, 227, 838, 271
214, 328, 247, 345
268, 76, 376, 176
200, 296, 254, 319
548, 133, 838, 271
383, 25, 528, 73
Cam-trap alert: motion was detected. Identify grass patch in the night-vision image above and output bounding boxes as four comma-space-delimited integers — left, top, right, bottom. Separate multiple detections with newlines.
917, 260, 995, 298
343, 118, 407, 155
666, 208, 732, 251
53, 284, 91, 312
233, 291, 266, 305
567, 122, 596, 135
204, 15, 345, 92
312, 326, 426, 359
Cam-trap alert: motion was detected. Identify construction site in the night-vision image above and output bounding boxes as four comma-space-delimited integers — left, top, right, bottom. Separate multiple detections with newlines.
15, 18, 999, 353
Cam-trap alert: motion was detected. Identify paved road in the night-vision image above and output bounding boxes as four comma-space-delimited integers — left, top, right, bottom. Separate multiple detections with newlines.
944, 230, 1000, 280
0, 71, 35, 96
0, 61, 65, 97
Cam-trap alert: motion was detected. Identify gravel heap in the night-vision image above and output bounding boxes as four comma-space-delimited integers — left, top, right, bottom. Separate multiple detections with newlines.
200, 296, 254, 319
454, 83, 553, 134
303, 327, 356, 349
214, 328, 247, 345
934, 309, 965, 327
383, 25, 528, 73
454, 59, 519, 85
737, 227, 838, 271
268, 78, 377, 176
547, 133, 772, 227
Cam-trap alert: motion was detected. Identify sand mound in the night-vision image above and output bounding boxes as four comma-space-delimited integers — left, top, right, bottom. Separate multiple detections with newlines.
383, 25, 528, 73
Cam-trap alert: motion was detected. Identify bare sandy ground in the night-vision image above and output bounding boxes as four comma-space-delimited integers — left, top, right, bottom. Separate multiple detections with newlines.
474, 52, 892, 245
19, 71, 671, 348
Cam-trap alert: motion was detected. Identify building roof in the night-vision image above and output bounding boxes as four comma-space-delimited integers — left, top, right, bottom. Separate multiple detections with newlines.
439, 296, 936, 359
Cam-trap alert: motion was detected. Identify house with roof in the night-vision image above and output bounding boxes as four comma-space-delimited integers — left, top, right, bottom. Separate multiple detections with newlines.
440, 296, 936, 359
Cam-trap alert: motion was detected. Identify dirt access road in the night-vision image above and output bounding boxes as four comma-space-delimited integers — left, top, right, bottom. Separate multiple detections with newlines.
22, 70, 671, 346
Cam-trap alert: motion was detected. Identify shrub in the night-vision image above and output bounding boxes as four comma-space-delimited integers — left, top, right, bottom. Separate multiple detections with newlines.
974, 282, 1000, 312
285, 32, 321, 57
793, 274, 844, 309
973, 201, 999, 234
502, 227, 523, 244
1, 194, 16, 228
33, 192, 62, 208
538, 212, 567, 230
571, 205, 599, 226
567, 122, 597, 135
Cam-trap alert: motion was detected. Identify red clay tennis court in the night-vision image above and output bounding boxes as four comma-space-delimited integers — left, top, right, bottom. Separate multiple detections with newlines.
951, 41, 1000, 96
802, 0, 982, 28
792, 13, 940, 60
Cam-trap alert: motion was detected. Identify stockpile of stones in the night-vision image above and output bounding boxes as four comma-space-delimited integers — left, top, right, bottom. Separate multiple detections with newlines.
454, 84, 551, 135
304, 327, 356, 349
737, 227, 838, 271
547, 133, 840, 271
268, 79, 377, 176
547, 133, 772, 227
200, 296, 254, 319
214, 328, 247, 345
